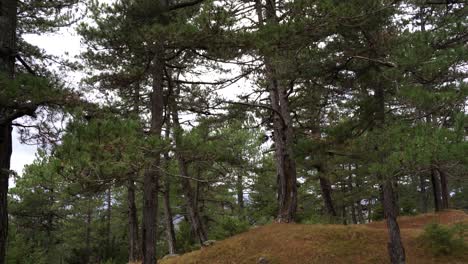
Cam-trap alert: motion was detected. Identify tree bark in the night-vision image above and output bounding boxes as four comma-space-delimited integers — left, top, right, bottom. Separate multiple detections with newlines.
351, 203, 358, 224
347, 172, 358, 224
419, 174, 428, 213
383, 181, 405, 264
171, 106, 207, 244
255, 0, 297, 223
437, 168, 449, 209
340, 181, 347, 225
368, 198, 373, 223
0, 0, 17, 262
431, 167, 443, 212
85, 199, 93, 264
353, 168, 365, 224
374, 78, 405, 263
106, 187, 112, 252
142, 44, 165, 264
127, 177, 140, 262
162, 125, 177, 255
236, 172, 244, 217
162, 177, 177, 254
318, 175, 337, 217
0, 124, 12, 264
356, 201, 365, 224
127, 79, 141, 263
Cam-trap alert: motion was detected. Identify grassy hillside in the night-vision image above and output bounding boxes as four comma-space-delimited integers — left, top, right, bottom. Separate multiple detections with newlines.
160, 210, 468, 264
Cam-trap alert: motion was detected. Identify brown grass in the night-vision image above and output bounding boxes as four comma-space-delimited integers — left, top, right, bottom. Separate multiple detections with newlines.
366, 210, 468, 229
159, 210, 468, 264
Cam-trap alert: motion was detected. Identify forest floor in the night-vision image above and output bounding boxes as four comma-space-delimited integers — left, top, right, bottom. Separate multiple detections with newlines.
159, 210, 468, 264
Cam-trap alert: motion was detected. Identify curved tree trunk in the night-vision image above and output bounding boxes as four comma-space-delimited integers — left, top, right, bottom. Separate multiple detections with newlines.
375, 81, 405, 263
171, 102, 207, 244
383, 180, 406, 264
318, 175, 337, 217
167, 73, 207, 244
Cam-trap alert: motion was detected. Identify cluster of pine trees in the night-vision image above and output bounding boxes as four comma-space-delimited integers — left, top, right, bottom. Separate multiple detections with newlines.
1, 0, 467, 263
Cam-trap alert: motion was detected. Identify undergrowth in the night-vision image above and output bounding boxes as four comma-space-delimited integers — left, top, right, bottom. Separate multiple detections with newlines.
418, 222, 467, 256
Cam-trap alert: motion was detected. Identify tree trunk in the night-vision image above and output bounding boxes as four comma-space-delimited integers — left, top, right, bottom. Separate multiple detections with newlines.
127, 79, 141, 263
0, 0, 17, 262
177, 157, 207, 244
237, 172, 244, 217
375, 79, 405, 263
419, 174, 428, 213
340, 181, 347, 225
317, 163, 336, 217
0, 124, 12, 264
106, 187, 112, 253
368, 198, 373, 223
351, 204, 358, 224
318, 175, 337, 217
162, 178, 177, 255
383, 180, 406, 264
356, 201, 365, 224
169, 77, 208, 245
142, 44, 165, 264
255, 0, 297, 223
347, 173, 358, 224
162, 126, 177, 255
437, 168, 449, 209
431, 167, 442, 212
85, 200, 93, 264
127, 178, 140, 262
353, 168, 365, 224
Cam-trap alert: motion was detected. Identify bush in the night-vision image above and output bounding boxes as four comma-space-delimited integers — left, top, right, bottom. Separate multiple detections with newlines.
301, 214, 338, 224
210, 216, 250, 240
418, 222, 466, 256
175, 220, 199, 253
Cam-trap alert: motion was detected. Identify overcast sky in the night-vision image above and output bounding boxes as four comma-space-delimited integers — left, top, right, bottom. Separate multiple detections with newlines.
10, 19, 251, 179
11, 30, 82, 178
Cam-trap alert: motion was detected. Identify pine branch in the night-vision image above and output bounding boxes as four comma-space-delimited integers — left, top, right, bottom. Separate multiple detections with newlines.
222, 100, 287, 127
15, 54, 37, 76
169, 0, 204, 11
350, 55, 397, 68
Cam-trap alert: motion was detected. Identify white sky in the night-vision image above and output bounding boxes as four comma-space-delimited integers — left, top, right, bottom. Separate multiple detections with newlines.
10, 17, 252, 178
10, 30, 83, 178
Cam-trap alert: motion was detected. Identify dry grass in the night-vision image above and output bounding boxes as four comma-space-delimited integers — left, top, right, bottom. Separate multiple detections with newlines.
158, 210, 468, 264
366, 210, 468, 229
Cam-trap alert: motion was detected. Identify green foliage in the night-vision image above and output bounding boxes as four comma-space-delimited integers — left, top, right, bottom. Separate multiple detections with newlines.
175, 220, 199, 253
301, 214, 338, 225
6, 230, 47, 264
209, 217, 250, 240
5, 0, 468, 262
418, 223, 467, 256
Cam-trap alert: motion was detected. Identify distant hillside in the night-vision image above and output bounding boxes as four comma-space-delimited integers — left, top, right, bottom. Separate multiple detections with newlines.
160, 210, 468, 264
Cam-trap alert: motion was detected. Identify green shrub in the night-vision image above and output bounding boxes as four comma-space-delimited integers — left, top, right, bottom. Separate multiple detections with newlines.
418, 222, 466, 256
210, 216, 250, 240
301, 214, 338, 224
175, 220, 199, 253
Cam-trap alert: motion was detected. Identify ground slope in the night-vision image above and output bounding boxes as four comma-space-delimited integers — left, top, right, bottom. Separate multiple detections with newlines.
160, 210, 468, 264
